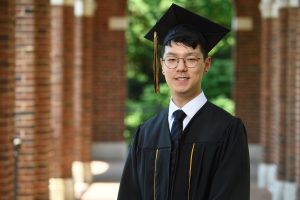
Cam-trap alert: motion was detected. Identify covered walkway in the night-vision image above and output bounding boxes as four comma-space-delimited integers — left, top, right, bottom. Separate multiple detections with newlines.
1, 0, 300, 199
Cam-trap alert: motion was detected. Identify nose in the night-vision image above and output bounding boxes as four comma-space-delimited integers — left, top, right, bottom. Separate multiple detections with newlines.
176, 58, 187, 71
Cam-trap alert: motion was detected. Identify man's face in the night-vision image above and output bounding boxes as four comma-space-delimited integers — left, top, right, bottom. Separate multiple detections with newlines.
160, 41, 211, 103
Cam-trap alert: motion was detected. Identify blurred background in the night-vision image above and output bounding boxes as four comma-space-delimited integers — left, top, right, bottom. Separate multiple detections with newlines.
0, 0, 299, 200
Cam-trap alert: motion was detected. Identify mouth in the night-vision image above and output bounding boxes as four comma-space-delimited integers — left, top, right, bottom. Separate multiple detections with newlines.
175, 76, 189, 81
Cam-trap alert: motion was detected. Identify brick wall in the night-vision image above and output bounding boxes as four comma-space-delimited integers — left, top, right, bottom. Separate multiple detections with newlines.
74, 9, 83, 162
233, 0, 261, 143
50, 3, 76, 178
81, 14, 94, 162
50, 4, 64, 178
296, 7, 300, 199
92, 0, 127, 142
259, 2, 300, 198
61, 5, 75, 178
275, 8, 289, 181
15, 0, 51, 198
269, 17, 280, 166
285, 7, 298, 183
260, 17, 273, 163
33, 1, 51, 198
0, 1, 15, 199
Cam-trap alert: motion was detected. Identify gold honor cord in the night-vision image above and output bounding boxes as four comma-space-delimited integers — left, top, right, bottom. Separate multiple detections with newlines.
188, 143, 196, 200
153, 32, 159, 94
154, 149, 159, 200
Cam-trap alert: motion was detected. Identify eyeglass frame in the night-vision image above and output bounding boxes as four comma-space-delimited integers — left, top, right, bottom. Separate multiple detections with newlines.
161, 56, 203, 69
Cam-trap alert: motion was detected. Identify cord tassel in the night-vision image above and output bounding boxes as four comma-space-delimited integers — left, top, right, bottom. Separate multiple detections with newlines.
188, 143, 195, 200
154, 149, 159, 200
153, 31, 159, 93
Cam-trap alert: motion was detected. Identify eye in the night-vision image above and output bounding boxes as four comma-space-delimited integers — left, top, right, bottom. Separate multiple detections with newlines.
165, 57, 177, 63
186, 57, 198, 62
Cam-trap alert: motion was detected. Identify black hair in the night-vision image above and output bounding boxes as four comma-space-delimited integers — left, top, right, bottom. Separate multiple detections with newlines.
160, 24, 208, 58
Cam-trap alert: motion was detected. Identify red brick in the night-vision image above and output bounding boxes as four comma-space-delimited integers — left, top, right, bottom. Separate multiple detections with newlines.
0, 0, 15, 198
92, 0, 127, 142
233, 0, 261, 143
260, 17, 273, 163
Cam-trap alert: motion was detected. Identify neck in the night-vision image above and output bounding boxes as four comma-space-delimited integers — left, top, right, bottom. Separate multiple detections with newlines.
172, 92, 201, 108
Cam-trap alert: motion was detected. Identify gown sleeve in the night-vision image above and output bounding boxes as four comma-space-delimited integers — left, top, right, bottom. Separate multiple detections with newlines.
208, 118, 250, 200
117, 126, 142, 200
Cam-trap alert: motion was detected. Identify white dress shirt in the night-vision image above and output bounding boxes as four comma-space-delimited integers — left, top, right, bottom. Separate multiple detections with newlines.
168, 92, 207, 131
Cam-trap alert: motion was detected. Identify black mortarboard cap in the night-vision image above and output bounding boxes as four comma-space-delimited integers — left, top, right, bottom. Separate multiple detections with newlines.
144, 3, 230, 93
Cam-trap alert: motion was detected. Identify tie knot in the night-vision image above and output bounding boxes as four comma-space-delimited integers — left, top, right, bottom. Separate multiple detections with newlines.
173, 110, 186, 122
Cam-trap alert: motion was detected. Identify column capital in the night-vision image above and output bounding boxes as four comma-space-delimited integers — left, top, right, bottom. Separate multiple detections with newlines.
259, 0, 275, 18
50, 0, 74, 6
74, 0, 83, 17
83, 0, 96, 17
260, 0, 299, 18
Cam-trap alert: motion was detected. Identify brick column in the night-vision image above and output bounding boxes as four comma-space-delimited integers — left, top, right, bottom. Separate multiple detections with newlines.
72, 0, 95, 197
81, 0, 94, 165
0, 1, 15, 199
233, 0, 261, 143
263, 1, 299, 199
295, 6, 300, 200
257, 0, 279, 192
257, 0, 276, 191
15, 0, 51, 199
92, 0, 127, 160
50, 0, 76, 199
62, 1, 75, 180
50, 0, 64, 180
276, 6, 288, 182
284, 7, 299, 200
34, 1, 52, 199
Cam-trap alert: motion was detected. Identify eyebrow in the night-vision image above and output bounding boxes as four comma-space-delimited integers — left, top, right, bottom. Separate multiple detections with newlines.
165, 52, 199, 57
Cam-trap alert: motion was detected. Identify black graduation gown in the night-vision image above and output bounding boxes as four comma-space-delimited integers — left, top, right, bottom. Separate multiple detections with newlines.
117, 102, 250, 200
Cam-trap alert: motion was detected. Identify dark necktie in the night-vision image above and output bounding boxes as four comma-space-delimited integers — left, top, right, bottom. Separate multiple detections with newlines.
170, 110, 186, 143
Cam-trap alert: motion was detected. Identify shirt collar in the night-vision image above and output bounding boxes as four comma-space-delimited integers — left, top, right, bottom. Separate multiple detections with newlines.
168, 92, 207, 122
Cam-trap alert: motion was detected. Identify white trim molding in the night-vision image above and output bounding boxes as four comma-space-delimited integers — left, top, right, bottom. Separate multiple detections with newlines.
272, 180, 285, 200
83, 0, 97, 16
50, 0, 74, 6
289, 0, 299, 7
109, 17, 128, 31
283, 182, 297, 200
74, 0, 83, 17
233, 17, 253, 31
259, 0, 274, 18
257, 163, 277, 192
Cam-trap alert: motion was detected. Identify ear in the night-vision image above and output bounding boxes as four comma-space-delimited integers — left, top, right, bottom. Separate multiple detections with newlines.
204, 57, 212, 73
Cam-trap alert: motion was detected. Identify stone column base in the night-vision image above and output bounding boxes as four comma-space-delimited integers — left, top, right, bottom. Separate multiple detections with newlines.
49, 178, 74, 200
283, 182, 297, 200
258, 163, 297, 200
72, 161, 92, 198
257, 163, 277, 192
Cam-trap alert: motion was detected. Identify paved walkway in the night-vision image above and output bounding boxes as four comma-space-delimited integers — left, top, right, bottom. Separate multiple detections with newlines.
80, 145, 272, 200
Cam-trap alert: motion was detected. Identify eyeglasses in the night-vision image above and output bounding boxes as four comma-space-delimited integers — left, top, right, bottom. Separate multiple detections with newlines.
162, 56, 202, 69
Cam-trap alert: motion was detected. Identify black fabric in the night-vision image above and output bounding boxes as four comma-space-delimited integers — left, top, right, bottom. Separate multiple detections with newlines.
144, 3, 230, 53
117, 102, 250, 200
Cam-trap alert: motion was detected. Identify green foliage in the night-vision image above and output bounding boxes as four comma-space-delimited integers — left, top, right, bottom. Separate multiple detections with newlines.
202, 59, 233, 99
211, 96, 235, 115
124, 84, 170, 142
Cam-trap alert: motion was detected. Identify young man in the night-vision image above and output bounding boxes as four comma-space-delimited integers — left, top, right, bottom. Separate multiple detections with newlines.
118, 4, 250, 200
